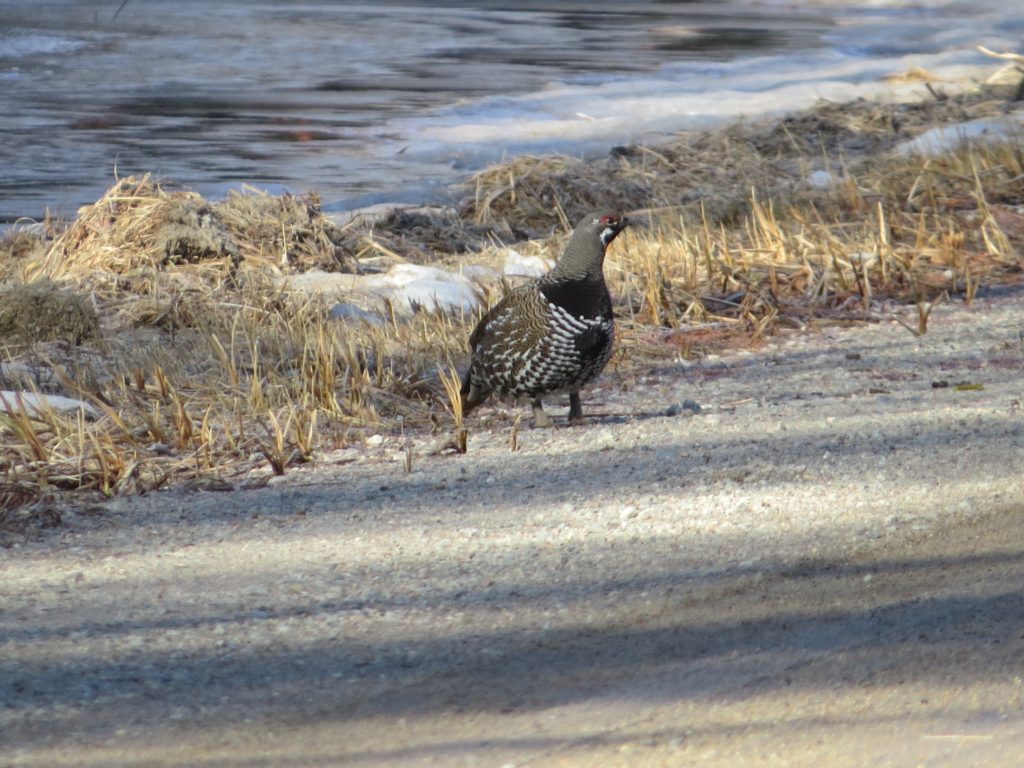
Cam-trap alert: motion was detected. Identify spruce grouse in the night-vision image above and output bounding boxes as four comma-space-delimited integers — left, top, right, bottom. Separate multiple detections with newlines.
460, 212, 628, 426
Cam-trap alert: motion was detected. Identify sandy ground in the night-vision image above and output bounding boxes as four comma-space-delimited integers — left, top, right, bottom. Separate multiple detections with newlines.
4, 287, 1024, 767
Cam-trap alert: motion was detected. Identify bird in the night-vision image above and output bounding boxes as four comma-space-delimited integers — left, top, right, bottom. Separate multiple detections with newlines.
460, 212, 629, 427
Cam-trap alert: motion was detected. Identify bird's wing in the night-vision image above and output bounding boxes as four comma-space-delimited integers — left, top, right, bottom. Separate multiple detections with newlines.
468, 284, 540, 352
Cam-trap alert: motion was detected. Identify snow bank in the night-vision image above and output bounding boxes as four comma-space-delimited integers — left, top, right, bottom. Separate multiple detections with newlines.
897, 111, 1024, 156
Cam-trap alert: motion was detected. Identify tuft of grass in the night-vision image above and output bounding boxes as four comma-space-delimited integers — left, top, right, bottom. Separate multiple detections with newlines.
438, 365, 468, 454
0, 280, 100, 348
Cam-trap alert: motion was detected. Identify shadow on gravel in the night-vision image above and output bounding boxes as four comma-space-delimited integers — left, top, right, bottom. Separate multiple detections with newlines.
5, 506, 1024, 760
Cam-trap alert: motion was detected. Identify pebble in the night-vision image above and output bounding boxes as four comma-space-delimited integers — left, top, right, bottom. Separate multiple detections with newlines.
808, 169, 836, 189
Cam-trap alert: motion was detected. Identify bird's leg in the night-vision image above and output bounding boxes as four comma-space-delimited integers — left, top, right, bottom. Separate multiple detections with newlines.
460, 369, 489, 417
568, 392, 585, 423
531, 399, 553, 428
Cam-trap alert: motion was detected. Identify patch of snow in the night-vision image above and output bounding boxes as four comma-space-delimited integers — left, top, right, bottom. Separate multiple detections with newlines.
0, 391, 99, 420
363, 264, 480, 313
896, 111, 1024, 155
459, 265, 500, 281
286, 264, 483, 316
329, 302, 383, 326
503, 250, 553, 278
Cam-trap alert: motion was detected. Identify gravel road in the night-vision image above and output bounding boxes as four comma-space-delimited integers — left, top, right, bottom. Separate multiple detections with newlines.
5, 288, 1024, 767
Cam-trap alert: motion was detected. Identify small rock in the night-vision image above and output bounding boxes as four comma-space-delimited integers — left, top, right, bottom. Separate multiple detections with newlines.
808, 169, 836, 189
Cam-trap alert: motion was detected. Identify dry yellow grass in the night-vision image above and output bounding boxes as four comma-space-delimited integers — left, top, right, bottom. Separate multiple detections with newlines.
2, 80, 1024, 529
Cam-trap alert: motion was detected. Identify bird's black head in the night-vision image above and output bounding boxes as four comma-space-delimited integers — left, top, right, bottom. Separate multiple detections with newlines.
544, 212, 630, 285
595, 213, 629, 247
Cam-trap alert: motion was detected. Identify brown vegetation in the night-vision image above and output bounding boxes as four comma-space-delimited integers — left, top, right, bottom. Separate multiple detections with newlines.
2, 79, 1024, 533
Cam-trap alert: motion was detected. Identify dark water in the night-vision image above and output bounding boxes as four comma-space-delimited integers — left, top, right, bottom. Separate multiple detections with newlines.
0, 0, 845, 222
4, 1, 1018, 224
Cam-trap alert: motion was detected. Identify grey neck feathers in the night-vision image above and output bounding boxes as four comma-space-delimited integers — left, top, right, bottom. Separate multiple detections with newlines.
542, 230, 606, 286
